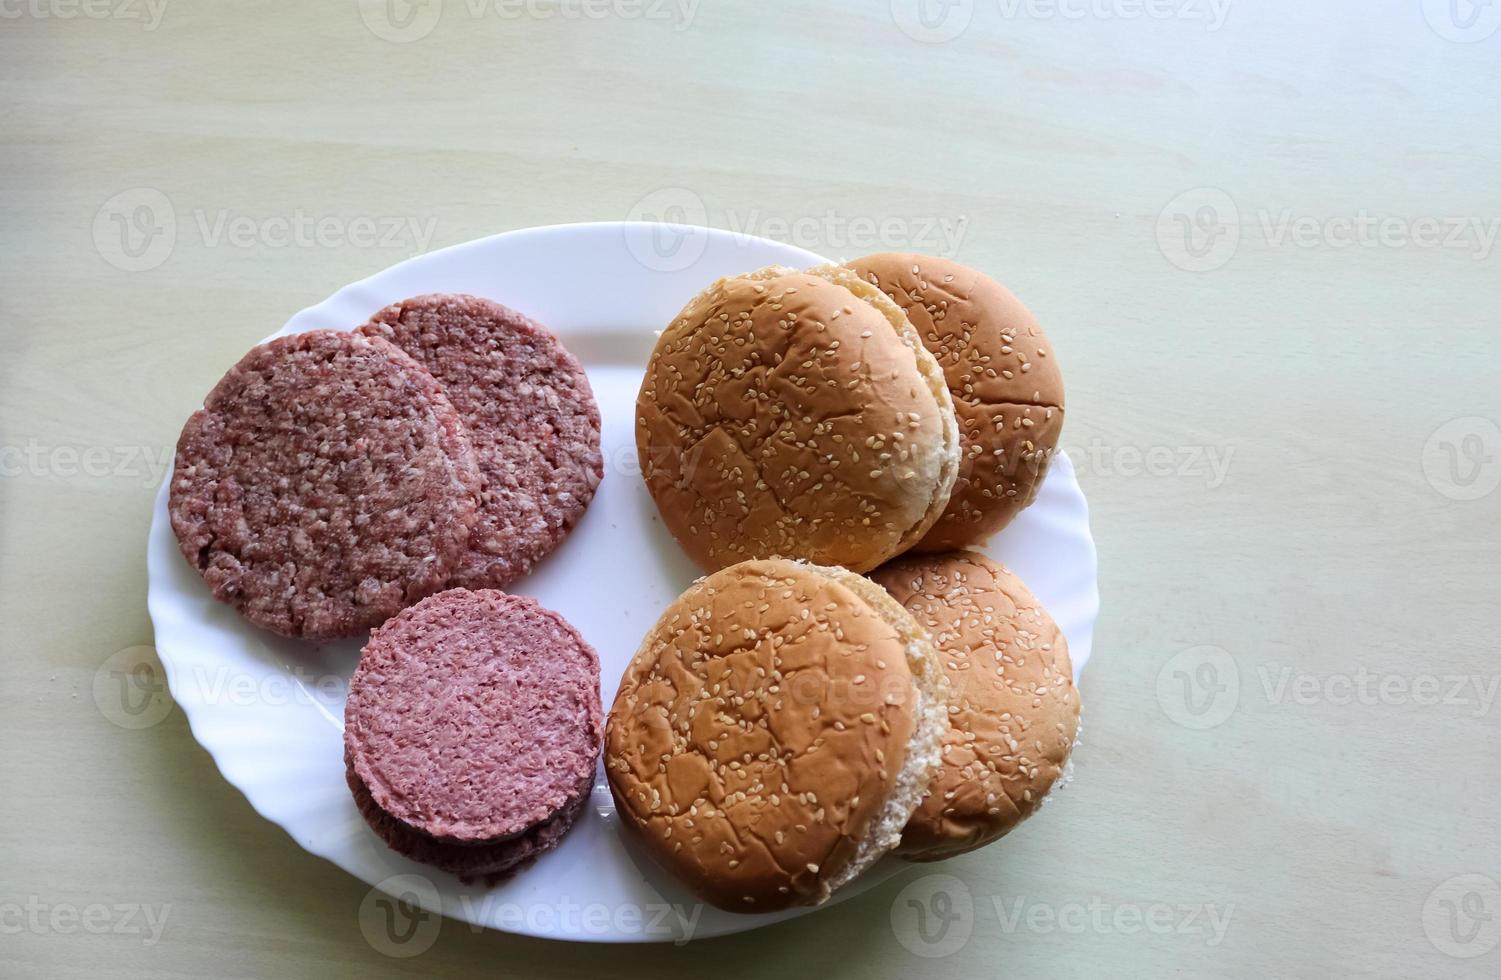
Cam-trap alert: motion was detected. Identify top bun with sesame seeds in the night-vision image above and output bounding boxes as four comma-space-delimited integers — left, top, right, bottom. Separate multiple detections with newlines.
848, 254, 1064, 551
635, 263, 960, 574
604, 558, 949, 913
869, 551, 1079, 861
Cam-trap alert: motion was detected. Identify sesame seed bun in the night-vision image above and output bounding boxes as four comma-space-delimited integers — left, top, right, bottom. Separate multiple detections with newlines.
604, 558, 949, 912
849, 254, 1065, 551
636, 264, 960, 574
869, 552, 1079, 861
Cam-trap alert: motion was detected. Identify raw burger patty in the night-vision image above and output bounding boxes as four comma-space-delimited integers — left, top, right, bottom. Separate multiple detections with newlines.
358, 295, 603, 589
169, 329, 480, 640
347, 760, 591, 882
343, 588, 604, 845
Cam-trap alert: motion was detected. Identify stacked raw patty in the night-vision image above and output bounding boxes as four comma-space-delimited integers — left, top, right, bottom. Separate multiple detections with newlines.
344, 589, 603, 882
169, 296, 602, 639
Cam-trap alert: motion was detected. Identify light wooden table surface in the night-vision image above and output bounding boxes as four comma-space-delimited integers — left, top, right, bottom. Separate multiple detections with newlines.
3, 1, 1498, 977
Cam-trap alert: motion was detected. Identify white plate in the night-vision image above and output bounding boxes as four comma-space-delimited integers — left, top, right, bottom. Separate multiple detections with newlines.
146, 222, 1099, 943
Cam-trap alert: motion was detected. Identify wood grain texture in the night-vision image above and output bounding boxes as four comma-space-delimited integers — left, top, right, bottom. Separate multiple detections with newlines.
2, 1, 1498, 977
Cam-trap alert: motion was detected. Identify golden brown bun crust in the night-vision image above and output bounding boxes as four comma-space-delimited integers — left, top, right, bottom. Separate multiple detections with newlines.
635, 266, 958, 574
849, 254, 1064, 551
605, 559, 927, 912
870, 551, 1078, 860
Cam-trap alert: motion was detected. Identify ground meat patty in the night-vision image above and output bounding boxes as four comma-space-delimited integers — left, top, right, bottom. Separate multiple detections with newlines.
169, 329, 481, 640
358, 295, 603, 589
343, 588, 604, 845
347, 760, 591, 883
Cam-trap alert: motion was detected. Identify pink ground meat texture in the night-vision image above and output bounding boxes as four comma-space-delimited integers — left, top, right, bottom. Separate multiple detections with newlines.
347, 757, 591, 883
358, 295, 603, 590
168, 329, 480, 640
343, 588, 604, 843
